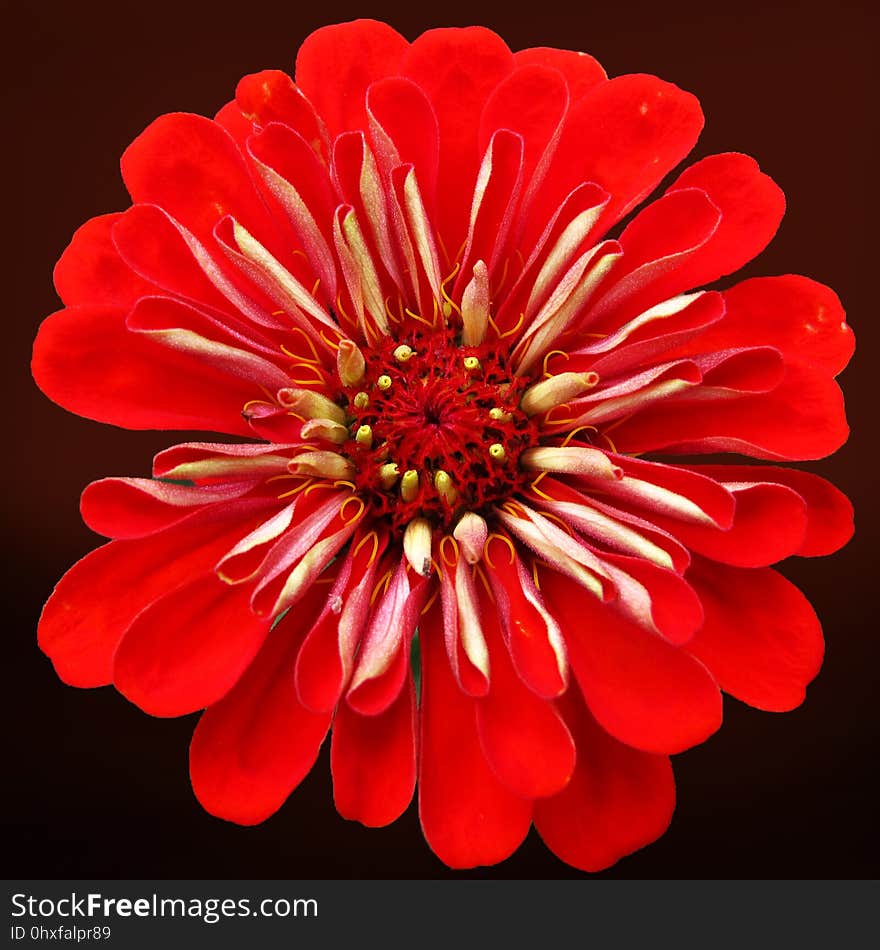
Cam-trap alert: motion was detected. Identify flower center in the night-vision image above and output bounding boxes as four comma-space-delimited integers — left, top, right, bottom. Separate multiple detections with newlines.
338, 330, 539, 531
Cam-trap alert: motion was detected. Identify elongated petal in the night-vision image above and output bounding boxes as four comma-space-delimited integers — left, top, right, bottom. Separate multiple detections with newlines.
418, 606, 532, 869
534, 686, 675, 872
526, 73, 703, 247
679, 464, 854, 557
113, 574, 271, 717
295, 19, 409, 139
121, 112, 281, 252
677, 276, 854, 376
475, 591, 575, 798
686, 559, 824, 711
54, 213, 157, 308
402, 26, 514, 255
332, 675, 417, 827
611, 361, 849, 460
33, 305, 255, 435
541, 570, 721, 754
81, 477, 256, 539
189, 588, 331, 825
37, 499, 274, 687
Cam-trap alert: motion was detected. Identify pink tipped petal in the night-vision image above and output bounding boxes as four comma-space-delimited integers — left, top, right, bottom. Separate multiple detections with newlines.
113, 573, 273, 718
534, 686, 676, 872
418, 606, 533, 869
189, 588, 332, 825
686, 559, 825, 712
542, 569, 721, 754
331, 674, 417, 827
346, 562, 430, 715
295, 531, 387, 712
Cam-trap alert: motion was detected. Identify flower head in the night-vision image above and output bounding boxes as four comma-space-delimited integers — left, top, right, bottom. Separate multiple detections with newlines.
32, 19, 854, 871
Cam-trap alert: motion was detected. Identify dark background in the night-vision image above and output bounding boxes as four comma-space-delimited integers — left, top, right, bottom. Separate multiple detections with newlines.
4, 0, 877, 879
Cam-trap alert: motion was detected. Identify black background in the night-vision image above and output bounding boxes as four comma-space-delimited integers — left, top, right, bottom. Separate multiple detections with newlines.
4, 0, 878, 878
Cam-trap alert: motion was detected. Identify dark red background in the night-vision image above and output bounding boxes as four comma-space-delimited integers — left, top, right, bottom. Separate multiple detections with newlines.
5, 0, 877, 878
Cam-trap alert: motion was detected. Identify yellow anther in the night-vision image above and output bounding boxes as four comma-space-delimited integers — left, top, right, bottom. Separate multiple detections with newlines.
463, 356, 481, 372
434, 470, 459, 505
355, 424, 373, 448
489, 443, 507, 462
489, 407, 513, 424
400, 469, 420, 503
353, 391, 370, 410
393, 344, 414, 363
377, 374, 393, 391
379, 462, 400, 489
442, 300, 453, 319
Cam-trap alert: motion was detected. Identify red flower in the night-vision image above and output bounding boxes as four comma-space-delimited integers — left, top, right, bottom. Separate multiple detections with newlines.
32, 19, 854, 871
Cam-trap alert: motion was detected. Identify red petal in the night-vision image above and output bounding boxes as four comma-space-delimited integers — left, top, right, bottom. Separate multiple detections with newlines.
513, 47, 606, 100
121, 113, 280, 253
650, 481, 808, 567
38, 500, 274, 687
479, 64, 568, 216
189, 592, 331, 825
402, 26, 514, 258
534, 686, 675, 872
235, 69, 327, 157
111, 204, 241, 315
113, 574, 271, 717
32, 305, 257, 435
587, 187, 720, 327
665, 153, 786, 289
213, 100, 254, 147
541, 570, 721, 754
53, 213, 157, 308
475, 599, 575, 798
686, 558, 824, 711
295, 19, 409, 140
331, 675, 416, 827
680, 463, 853, 557
679, 276, 854, 377
418, 605, 532, 868
367, 77, 440, 211
611, 361, 849, 461
80, 477, 256, 539
525, 73, 703, 247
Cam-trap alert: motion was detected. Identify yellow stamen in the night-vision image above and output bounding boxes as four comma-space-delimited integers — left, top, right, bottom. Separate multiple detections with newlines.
355, 424, 373, 448
393, 344, 414, 362
489, 443, 507, 462
463, 356, 481, 372
377, 374, 392, 391
400, 469, 420, 503
434, 470, 458, 505
353, 391, 370, 410
379, 462, 400, 489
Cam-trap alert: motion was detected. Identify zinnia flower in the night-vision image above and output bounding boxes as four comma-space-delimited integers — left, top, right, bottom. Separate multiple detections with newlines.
32, 19, 854, 872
